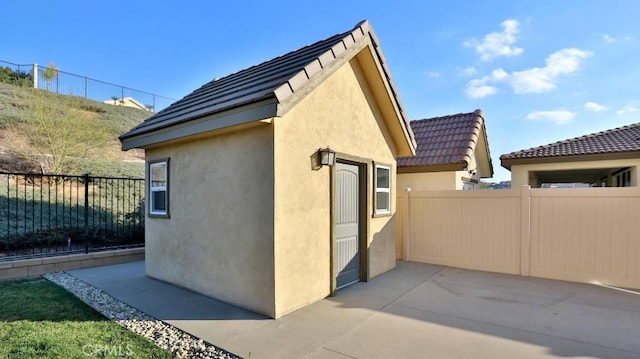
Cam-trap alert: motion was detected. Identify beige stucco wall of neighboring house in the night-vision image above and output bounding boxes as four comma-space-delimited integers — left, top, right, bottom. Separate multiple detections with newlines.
272, 57, 399, 317
144, 124, 276, 317
397, 171, 456, 191
397, 170, 481, 191
397, 151, 483, 191
104, 97, 148, 111
454, 170, 482, 189
510, 158, 640, 188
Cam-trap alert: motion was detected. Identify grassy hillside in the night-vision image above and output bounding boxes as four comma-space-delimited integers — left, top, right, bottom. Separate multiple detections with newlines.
0, 82, 149, 177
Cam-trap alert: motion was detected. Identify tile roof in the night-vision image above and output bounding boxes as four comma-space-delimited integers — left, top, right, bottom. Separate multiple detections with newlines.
398, 109, 488, 171
500, 122, 640, 168
120, 20, 415, 152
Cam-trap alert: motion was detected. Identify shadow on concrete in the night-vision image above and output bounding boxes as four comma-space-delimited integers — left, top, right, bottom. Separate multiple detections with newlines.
67, 260, 640, 359
69, 261, 267, 321
325, 261, 640, 359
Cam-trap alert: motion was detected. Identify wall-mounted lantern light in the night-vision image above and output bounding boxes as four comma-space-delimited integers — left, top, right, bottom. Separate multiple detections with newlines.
312, 147, 336, 170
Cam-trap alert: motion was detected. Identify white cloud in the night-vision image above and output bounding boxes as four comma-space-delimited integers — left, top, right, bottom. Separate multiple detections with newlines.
464, 48, 592, 98
425, 71, 441, 78
585, 101, 607, 112
526, 110, 576, 125
457, 66, 477, 76
464, 69, 508, 98
465, 81, 498, 98
602, 34, 632, 43
464, 72, 504, 98
545, 48, 592, 76
464, 19, 524, 61
616, 105, 638, 115
510, 48, 592, 94
491, 68, 509, 80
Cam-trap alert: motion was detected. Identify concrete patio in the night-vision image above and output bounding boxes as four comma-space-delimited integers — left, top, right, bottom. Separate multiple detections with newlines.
67, 261, 640, 358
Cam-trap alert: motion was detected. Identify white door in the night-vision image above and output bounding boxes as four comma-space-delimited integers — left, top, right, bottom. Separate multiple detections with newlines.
335, 162, 360, 289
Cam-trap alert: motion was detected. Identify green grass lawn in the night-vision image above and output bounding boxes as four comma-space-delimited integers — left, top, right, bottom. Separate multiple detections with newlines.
0, 278, 172, 359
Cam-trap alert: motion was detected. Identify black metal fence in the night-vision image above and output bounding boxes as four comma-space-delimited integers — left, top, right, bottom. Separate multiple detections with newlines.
0, 172, 145, 261
0, 59, 176, 111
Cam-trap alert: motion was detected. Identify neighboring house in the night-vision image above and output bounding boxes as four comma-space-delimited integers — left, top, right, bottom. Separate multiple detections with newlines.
397, 109, 493, 190
119, 21, 416, 318
501, 122, 640, 187
104, 96, 150, 111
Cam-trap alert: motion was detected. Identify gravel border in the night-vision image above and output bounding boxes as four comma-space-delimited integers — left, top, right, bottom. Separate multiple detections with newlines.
44, 272, 241, 359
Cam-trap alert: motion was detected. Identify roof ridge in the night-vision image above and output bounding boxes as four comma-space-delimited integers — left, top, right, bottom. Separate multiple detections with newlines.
411, 110, 480, 124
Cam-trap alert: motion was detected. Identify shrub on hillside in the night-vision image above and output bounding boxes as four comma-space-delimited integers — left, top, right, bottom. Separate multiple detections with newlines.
0, 67, 33, 88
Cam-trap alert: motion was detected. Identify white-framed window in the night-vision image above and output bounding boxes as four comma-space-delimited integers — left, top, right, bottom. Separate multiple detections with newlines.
374, 164, 391, 215
149, 160, 169, 217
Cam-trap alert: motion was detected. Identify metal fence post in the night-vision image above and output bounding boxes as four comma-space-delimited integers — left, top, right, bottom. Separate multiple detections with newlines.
84, 173, 89, 253
0, 171, 145, 260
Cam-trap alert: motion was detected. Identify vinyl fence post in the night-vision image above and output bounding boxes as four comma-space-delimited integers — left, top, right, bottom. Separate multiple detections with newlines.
84, 173, 90, 253
520, 185, 531, 276
33, 64, 38, 89
403, 187, 411, 261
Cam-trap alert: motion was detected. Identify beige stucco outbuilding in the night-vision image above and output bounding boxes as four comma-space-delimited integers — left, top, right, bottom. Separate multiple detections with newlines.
120, 21, 416, 318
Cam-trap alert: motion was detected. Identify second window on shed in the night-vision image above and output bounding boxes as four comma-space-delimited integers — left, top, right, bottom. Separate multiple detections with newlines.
375, 164, 391, 215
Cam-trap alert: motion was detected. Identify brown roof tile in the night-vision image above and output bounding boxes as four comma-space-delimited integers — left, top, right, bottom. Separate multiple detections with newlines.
500, 122, 640, 167
398, 109, 488, 170
120, 20, 416, 153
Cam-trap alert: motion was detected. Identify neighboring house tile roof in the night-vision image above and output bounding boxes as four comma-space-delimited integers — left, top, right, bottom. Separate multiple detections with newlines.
120, 20, 416, 153
398, 109, 491, 174
500, 122, 640, 168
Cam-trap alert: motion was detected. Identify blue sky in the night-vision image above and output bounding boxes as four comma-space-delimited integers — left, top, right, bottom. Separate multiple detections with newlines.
2, 1, 639, 181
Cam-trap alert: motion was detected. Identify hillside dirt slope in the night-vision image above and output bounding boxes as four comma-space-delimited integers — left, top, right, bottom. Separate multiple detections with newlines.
0, 82, 148, 176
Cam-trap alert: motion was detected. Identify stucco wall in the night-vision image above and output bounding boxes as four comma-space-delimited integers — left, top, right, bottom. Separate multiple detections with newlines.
273, 58, 399, 317
510, 158, 640, 188
397, 140, 485, 191
144, 124, 276, 316
397, 171, 457, 191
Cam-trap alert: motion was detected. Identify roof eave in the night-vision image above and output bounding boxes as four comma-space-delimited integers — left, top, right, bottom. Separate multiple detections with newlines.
120, 98, 278, 150
474, 110, 494, 177
397, 162, 467, 174
500, 150, 640, 170
363, 21, 416, 155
